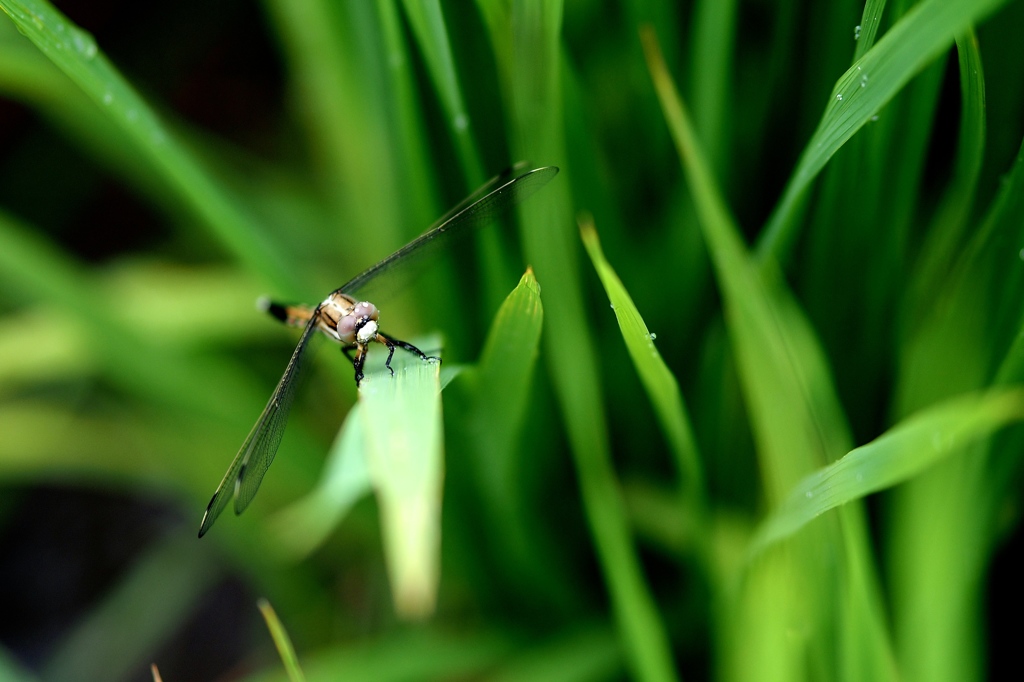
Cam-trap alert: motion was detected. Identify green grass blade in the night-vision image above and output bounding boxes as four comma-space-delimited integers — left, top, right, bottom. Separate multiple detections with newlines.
401, 0, 485, 185
906, 30, 987, 317
749, 388, 1024, 557
359, 360, 443, 619
991, 139, 1024, 386
756, 0, 1011, 263
885, 135, 1024, 682
643, 26, 899, 680
853, 0, 888, 59
642, 27, 851, 493
0, 211, 258, 422
465, 269, 543, 526
486, 4, 678, 680
688, 0, 736, 175
257, 599, 307, 682
457, 269, 566, 604
264, 0, 435, 273
472, 269, 544, 419
397, 0, 516, 316
0, 0, 300, 294
579, 218, 705, 508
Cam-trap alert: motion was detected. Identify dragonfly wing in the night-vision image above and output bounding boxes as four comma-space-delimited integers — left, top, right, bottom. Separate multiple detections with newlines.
336, 165, 559, 300
198, 311, 322, 537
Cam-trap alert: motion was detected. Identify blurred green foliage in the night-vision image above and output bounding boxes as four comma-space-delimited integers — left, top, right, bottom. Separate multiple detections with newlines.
1, 0, 1024, 681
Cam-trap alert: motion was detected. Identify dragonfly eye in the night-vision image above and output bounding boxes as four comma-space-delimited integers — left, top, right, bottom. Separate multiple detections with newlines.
337, 301, 378, 344
353, 301, 378, 320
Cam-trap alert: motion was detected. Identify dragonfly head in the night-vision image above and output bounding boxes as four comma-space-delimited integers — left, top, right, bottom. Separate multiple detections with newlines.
337, 300, 380, 345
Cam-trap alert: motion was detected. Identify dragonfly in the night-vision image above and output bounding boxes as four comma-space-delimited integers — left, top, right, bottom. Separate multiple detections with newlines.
198, 164, 559, 537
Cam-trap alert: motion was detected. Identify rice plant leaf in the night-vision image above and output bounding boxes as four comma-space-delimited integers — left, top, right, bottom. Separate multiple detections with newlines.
749, 389, 1024, 557
454, 270, 551, 597
756, 0, 1010, 263
486, 4, 678, 681
579, 218, 704, 503
853, 0, 887, 59
906, 29, 987, 315
642, 26, 851, 496
400, 0, 485, 184
265, 0, 436, 271
688, 0, 736, 172
257, 599, 307, 682
0, 0, 298, 294
360, 359, 444, 619
990, 138, 1024, 387
468, 269, 544, 475
643, 26, 898, 679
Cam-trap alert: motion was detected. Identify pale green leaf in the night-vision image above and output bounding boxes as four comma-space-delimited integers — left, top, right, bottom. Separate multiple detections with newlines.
750, 389, 1024, 557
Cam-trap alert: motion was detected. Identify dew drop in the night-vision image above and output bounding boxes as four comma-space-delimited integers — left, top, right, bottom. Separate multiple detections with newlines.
805, 491, 813, 498
646, 332, 657, 341
836, 93, 844, 101
69, 26, 97, 59
1018, 248, 1024, 261
854, 25, 861, 40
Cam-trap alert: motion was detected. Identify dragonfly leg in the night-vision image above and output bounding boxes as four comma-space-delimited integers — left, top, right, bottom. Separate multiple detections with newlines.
353, 344, 368, 386
372, 334, 398, 377
378, 332, 440, 364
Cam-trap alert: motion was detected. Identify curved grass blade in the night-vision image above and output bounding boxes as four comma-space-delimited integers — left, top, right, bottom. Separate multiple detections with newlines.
470, 269, 544, 456
0, 0, 299, 295
755, 0, 1011, 264
749, 388, 1024, 558
578, 217, 705, 506
257, 599, 308, 682
643, 25, 898, 678
338, 165, 558, 301
198, 314, 322, 538
400, 0, 486, 185
459, 270, 564, 602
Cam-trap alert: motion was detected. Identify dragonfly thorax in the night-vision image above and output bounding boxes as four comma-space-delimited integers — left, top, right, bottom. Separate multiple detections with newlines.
319, 293, 380, 345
